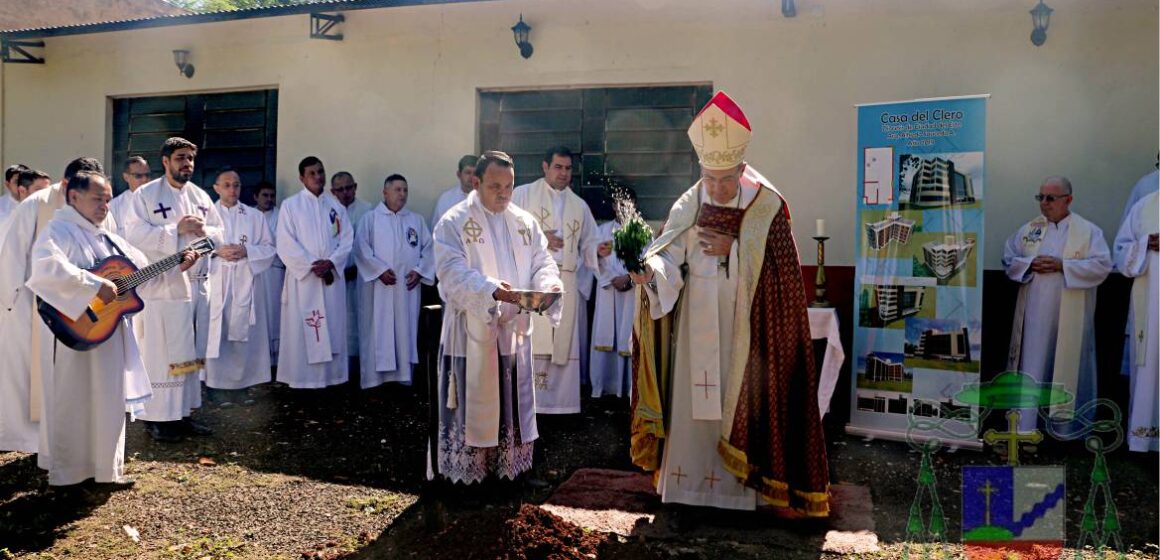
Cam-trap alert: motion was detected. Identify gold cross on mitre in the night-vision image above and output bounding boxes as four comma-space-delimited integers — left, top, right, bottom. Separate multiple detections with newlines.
705, 118, 725, 138
983, 410, 1043, 466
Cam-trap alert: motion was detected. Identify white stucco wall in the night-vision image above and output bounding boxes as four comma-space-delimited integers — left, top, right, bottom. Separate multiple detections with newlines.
2, 0, 1155, 267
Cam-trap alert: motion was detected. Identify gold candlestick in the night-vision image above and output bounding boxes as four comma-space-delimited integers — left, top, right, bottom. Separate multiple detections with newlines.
809, 236, 831, 308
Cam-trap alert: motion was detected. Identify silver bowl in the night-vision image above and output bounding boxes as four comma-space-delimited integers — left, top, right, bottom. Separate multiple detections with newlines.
510, 289, 563, 314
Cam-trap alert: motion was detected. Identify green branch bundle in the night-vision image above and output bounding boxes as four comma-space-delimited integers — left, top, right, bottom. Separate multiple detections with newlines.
610, 191, 654, 274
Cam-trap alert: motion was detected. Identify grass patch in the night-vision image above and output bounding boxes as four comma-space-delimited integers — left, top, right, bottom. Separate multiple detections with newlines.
164, 535, 246, 560
344, 494, 402, 514
133, 462, 298, 497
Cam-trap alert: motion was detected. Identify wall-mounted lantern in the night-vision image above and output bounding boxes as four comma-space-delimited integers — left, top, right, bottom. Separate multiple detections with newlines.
512, 14, 533, 59
173, 49, 194, 78
1030, 0, 1053, 47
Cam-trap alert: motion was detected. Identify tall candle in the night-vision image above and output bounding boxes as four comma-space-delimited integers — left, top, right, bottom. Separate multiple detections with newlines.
816, 218, 826, 238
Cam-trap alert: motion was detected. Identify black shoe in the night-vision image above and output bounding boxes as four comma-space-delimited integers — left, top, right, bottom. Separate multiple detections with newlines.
182, 418, 213, 436
148, 421, 185, 443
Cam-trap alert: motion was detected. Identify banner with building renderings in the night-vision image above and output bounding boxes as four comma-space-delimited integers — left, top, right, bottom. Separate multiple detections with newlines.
847, 95, 987, 448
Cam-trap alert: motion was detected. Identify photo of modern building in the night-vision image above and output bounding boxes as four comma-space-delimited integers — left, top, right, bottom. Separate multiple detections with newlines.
866, 212, 916, 250
856, 390, 909, 415
922, 235, 976, 280
899, 155, 977, 208
909, 326, 972, 363
875, 284, 926, 323
910, 398, 971, 420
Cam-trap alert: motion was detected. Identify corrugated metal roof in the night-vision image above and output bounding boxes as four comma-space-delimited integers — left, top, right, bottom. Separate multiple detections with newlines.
1, 0, 492, 38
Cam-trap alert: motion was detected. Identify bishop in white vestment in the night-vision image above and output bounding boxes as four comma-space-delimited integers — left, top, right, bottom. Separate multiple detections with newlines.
276, 157, 354, 388
1113, 191, 1159, 452
26, 172, 152, 485
630, 93, 831, 516
1004, 177, 1111, 433
511, 148, 600, 414
123, 140, 224, 430
590, 219, 635, 398
432, 152, 562, 484
353, 176, 434, 388
205, 170, 277, 390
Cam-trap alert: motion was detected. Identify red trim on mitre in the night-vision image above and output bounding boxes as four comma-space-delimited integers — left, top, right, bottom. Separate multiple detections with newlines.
695, 91, 751, 131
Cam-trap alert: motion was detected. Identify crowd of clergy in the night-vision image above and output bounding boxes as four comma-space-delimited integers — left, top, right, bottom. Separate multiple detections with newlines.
0, 91, 1153, 522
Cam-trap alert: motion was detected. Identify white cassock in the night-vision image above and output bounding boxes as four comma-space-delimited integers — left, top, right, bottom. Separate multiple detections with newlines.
26, 205, 152, 485
205, 202, 276, 390
590, 220, 635, 398
430, 191, 562, 483
0, 194, 14, 224
1004, 213, 1111, 433
0, 195, 44, 453
353, 204, 434, 388
1113, 192, 1159, 452
512, 179, 600, 414
431, 185, 469, 230
262, 206, 284, 361
124, 177, 225, 422
642, 183, 759, 510
108, 189, 138, 238
344, 198, 374, 358
0, 183, 104, 457
276, 190, 353, 388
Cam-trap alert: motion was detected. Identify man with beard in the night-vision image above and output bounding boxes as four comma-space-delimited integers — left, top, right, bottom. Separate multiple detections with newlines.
124, 137, 224, 442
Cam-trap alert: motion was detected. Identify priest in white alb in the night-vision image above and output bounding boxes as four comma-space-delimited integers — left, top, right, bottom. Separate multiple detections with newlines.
109, 156, 152, 237
1113, 190, 1158, 452
512, 146, 600, 414
331, 172, 373, 364
124, 137, 224, 442
205, 168, 276, 391
0, 157, 105, 456
276, 156, 353, 389
431, 151, 562, 484
1004, 176, 1111, 434
629, 92, 830, 516
354, 174, 434, 388
254, 181, 283, 361
26, 171, 156, 486
590, 198, 636, 398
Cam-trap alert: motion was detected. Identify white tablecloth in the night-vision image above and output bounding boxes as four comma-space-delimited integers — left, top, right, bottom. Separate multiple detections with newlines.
808, 307, 844, 418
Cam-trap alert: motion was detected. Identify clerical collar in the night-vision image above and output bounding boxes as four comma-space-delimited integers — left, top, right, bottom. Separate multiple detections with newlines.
1048, 213, 1072, 228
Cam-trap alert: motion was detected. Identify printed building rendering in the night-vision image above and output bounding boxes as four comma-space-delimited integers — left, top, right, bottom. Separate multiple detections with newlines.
866, 212, 916, 250
922, 235, 976, 279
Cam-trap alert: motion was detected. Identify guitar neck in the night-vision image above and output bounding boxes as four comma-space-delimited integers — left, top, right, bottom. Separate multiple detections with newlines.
116, 252, 187, 292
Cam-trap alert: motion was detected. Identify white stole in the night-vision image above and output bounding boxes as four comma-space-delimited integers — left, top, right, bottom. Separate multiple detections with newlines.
207, 204, 259, 360
299, 199, 337, 364
1007, 213, 1093, 418
526, 179, 583, 364
457, 194, 532, 447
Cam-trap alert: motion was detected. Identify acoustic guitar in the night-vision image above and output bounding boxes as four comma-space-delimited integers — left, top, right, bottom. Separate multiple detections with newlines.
37, 237, 216, 351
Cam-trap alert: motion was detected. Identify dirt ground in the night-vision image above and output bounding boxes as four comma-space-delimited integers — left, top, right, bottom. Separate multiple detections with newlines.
1, 377, 1157, 559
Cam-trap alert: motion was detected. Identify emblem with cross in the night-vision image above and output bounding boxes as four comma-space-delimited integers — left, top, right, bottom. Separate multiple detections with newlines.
463, 217, 484, 244
982, 410, 1043, 466
977, 479, 997, 527
669, 466, 687, 487
695, 370, 717, 399
153, 203, 173, 219
566, 219, 581, 246
703, 470, 721, 489
533, 207, 552, 228
705, 118, 725, 138
534, 370, 549, 390
517, 226, 532, 247
304, 310, 326, 342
